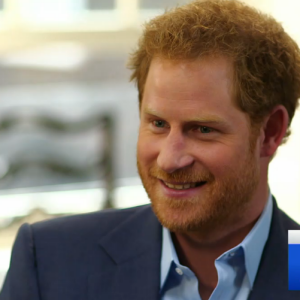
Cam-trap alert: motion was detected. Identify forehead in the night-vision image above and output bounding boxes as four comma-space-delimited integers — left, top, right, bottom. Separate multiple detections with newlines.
141, 56, 240, 122
146, 55, 234, 88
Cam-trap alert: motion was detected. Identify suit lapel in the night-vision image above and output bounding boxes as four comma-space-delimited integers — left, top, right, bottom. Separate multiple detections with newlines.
87, 200, 300, 299
248, 199, 300, 300
88, 205, 162, 300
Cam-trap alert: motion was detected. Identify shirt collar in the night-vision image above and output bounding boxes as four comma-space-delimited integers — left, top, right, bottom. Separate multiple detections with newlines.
240, 192, 273, 287
160, 193, 273, 289
161, 225, 178, 288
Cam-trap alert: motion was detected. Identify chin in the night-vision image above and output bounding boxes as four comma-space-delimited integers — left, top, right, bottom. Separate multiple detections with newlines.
149, 191, 220, 232
148, 178, 257, 234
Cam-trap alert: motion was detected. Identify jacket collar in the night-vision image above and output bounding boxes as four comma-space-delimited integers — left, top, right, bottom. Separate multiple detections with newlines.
248, 198, 300, 300
98, 205, 162, 264
88, 205, 162, 300
92, 199, 300, 300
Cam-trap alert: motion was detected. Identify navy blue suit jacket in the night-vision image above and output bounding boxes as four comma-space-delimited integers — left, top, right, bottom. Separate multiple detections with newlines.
1, 199, 300, 300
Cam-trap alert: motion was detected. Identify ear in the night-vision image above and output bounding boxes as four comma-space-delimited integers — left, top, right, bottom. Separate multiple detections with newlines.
259, 105, 289, 158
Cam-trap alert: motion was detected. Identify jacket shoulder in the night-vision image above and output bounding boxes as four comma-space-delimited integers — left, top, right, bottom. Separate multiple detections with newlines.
31, 204, 152, 241
278, 207, 300, 230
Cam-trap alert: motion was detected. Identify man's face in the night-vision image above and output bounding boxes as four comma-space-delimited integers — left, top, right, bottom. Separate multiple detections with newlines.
137, 56, 261, 233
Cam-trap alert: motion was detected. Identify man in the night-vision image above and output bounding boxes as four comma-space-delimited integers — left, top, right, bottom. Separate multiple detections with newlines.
1, 0, 300, 299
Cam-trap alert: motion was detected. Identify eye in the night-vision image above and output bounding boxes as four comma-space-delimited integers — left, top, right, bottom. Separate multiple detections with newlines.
153, 120, 166, 128
199, 126, 213, 133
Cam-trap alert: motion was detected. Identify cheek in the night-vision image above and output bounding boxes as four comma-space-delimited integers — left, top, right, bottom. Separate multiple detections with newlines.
195, 143, 247, 175
137, 134, 160, 164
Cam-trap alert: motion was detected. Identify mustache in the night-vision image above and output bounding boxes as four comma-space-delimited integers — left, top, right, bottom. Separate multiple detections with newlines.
149, 165, 214, 183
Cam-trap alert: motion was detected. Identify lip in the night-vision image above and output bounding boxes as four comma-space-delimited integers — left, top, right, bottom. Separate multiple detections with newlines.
162, 180, 195, 185
159, 179, 207, 198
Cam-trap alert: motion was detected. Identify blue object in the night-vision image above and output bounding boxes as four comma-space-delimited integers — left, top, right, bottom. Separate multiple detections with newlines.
289, 244, 300, 290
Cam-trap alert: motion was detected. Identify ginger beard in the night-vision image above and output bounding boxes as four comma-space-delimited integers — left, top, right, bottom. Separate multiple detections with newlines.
137, 133, 261, 234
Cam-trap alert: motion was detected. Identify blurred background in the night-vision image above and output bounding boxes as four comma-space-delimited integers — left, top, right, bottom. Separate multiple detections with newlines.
0, 0, 299, 288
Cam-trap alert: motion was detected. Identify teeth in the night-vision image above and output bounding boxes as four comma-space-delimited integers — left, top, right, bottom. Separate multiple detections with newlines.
164, 182, 197, 190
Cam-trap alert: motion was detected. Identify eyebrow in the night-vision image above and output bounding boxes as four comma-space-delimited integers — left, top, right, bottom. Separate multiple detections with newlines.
143, 108, 229, 126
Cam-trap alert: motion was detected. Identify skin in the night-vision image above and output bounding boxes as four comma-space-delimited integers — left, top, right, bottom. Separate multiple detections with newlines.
137, 56, 289, 300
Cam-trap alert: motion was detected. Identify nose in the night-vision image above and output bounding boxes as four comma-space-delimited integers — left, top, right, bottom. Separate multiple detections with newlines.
157, 131, 194, 173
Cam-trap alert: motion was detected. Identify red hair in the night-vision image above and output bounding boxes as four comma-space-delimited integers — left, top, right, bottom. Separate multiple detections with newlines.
128, 0, 300, 142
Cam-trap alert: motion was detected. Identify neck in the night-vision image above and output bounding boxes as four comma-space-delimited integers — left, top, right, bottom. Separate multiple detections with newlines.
172, 214, 259, 265
172, 216, 259, 298
172, 187, 269, 293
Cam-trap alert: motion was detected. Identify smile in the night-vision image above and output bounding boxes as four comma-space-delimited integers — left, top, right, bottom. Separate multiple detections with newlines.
162, 181, 206, 190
